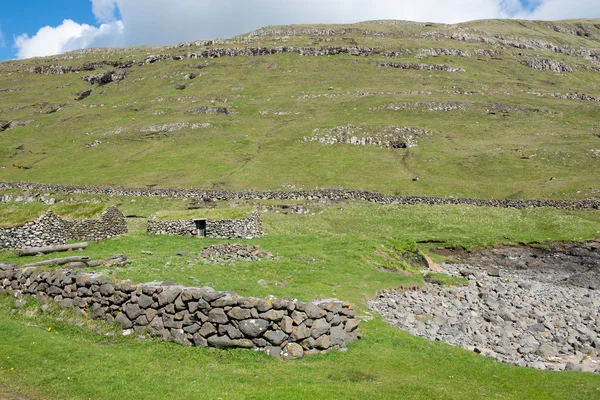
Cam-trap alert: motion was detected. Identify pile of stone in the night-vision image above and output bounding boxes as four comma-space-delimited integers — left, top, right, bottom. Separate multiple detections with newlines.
199, 243, 274, 262
521, 58, 573, 73
304, 125, 431, 148
368, 244, 600, 373
377, 62, 465, 73
0, 265, 361, 358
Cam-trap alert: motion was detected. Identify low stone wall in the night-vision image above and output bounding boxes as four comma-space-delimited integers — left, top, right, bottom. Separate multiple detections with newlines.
62, 206, 128, 242
0, 265, 361, 358
0, 212, 66, 249
0, 206, 128, 250
1, 181, 599, 210
147, 210, 263, 239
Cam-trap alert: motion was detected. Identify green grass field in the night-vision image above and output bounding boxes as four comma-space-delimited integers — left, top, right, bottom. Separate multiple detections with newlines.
1, 191, 600, 399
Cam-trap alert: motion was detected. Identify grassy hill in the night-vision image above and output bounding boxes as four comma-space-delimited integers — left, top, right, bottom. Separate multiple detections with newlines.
1, 19, 600, 400
1, 19, 599, 199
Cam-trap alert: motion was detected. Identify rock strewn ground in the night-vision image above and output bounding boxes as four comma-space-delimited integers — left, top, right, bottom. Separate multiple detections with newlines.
199, 243, 274, 262
368, 243, 600, 373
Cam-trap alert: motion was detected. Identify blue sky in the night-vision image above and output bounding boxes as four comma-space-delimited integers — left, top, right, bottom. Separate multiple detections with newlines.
1, 0, 598, 61
0, 1, 93, 60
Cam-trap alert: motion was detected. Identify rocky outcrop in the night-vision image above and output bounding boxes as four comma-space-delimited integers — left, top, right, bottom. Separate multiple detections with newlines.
376, 62, 465, 72
521, 58, 573, 73
83, 69, 127, 86
416, 48, 471, 58
0, 265, 361, 358
303, 125, 431, 148
0, 120, 33, 131
1, 181, 599, 210
0, 212, 66, 249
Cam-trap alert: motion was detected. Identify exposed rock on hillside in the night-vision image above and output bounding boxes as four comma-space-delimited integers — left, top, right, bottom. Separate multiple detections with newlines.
304, 125, 431, 148
521, 58, 573, 72
376, 62, 465, 72
416, 48, 472, 58
83, 69, 128, 86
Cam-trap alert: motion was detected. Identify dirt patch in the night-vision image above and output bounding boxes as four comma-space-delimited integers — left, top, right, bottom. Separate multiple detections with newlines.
450, 240, 600, 289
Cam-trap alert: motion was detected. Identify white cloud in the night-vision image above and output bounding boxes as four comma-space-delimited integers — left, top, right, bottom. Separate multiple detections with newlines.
516, 0, 599, 20
14, 19, 124, 59
12, 0, 600, 59
91, 0, 119, 23
0, 25, 6, 48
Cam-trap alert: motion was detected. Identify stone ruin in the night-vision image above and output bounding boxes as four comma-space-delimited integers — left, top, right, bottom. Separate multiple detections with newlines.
147, 210, 263, 239
0, 264, 361, 358
0, 206, 128, 250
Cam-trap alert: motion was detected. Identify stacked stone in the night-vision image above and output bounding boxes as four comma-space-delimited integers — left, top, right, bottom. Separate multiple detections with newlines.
0, 212, 66, 250
2, 181, 599, 210
207, 210, 263, 239
0, 265, 361, 358
147, 211, 263, 239
521, 58, 573, 72
199, 243, 274, 262
62, 206, 128, 242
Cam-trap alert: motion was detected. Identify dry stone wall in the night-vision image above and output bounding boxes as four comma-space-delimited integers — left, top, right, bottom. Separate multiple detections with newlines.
0, 265, 361, 358
147, 211, 263, 239
0, 212, 66, 249
1, 181, 598, 211
62, 206, 128, 242
0, 206, 128, 250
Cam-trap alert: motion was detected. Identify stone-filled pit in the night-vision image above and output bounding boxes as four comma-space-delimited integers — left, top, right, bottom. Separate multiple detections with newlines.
368, 242, 600, 373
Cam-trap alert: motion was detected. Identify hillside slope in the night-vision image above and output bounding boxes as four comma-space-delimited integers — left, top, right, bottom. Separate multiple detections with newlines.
0, 19, 599, 199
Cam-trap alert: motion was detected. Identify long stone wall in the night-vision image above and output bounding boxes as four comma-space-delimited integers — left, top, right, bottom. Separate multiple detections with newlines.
147, 210, 263, 239
62, 206, 128, 242
0, 206, 128, 250
0, 264, 361, 358
0, 212, 66, 249
1, 181, 599, 210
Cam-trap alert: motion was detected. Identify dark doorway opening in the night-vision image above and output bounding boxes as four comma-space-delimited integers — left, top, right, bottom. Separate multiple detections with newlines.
194, 219, 207, 237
